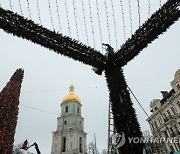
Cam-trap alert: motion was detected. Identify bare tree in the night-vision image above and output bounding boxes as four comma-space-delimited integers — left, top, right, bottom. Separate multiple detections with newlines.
13, 144, 32, 154
88, 142, 99, 154
101, 149, 108, 154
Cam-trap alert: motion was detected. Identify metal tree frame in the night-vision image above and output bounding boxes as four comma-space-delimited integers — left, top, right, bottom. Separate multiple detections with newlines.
0, 0, 179, 153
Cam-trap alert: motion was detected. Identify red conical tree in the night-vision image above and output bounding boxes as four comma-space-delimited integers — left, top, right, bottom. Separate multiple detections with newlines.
0, 69, 24, 154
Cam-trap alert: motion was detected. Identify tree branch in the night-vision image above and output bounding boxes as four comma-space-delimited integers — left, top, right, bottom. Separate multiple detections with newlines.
0, 7, 106, 69
114, 0, 180, 67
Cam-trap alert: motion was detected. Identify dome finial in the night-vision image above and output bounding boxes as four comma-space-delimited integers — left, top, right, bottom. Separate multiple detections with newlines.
70, 84, 74, 92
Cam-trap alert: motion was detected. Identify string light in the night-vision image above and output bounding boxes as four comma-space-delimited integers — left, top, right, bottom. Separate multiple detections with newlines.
26, 0, 32, 19
74, 1, 86, 43
148, 0, 151, 18
36, 0, 42, 25
55, 0, 62, 32
18, 0, 23, 16
72, 0, 79, 40
81, 0, 89, 45
137, 0, 141, 26
103, 0, 111, 45
160, 0, 162, 7
87, 0, 96, 48
9, 0, 13, 11
64, 0, 71, 36
128, 0, 133, 35
120, 0, 126, 40
48, 0, 55, 31
0, 0, 158, 46
110, 0, 118, 49
95, 0, 103, 51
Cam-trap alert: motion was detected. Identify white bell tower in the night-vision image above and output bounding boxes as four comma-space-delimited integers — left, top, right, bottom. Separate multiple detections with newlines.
51, 84, 87, 154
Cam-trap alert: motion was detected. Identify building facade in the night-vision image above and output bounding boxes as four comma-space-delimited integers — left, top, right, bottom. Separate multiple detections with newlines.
147, 69, 180, 153
51, 84, 87, 154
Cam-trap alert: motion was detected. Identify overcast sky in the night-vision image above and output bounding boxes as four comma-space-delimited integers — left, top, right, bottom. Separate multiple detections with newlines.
0, 0, 180, 153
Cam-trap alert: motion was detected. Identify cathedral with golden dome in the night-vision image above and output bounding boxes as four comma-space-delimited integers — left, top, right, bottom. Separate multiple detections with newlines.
51, 84, 87, 154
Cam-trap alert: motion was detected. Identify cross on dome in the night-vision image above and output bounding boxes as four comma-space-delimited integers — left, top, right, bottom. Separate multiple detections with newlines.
69, 84, 74, 92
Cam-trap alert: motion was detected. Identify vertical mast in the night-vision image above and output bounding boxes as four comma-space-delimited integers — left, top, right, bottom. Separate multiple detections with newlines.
108, 101, 118, 154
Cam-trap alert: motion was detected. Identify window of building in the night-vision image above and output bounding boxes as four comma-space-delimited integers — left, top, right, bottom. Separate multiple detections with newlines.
163, 113, 166, 117
170, 127, 175, 137
77, 107, 80, 114
154, 121, 157, 128
163, 113, 167, 121
79, 137, 82, 152
150, 123, 154, 130
158, 117, 162, 125
55, 144, 58, 150
65, 106, 68, 113
64, 120, 67, 125
167, 110, 172, 118
177, 84, 180, 89
164, 131, 168, 138
171, 106, 176, 115
154, 106, 158, 111
177, 101, 180, 109
62, 137, 66, 152
174, 125, 180, 134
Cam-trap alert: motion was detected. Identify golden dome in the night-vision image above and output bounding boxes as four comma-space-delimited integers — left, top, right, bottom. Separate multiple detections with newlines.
62, 84, 81, 104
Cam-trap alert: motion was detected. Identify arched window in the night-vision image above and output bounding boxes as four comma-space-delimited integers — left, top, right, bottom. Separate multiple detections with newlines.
62, 136, 66, 152
79, 137, 82, 152
77, 107, 80, 114
64, 120, 67, 125
65, 106, 68, 113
